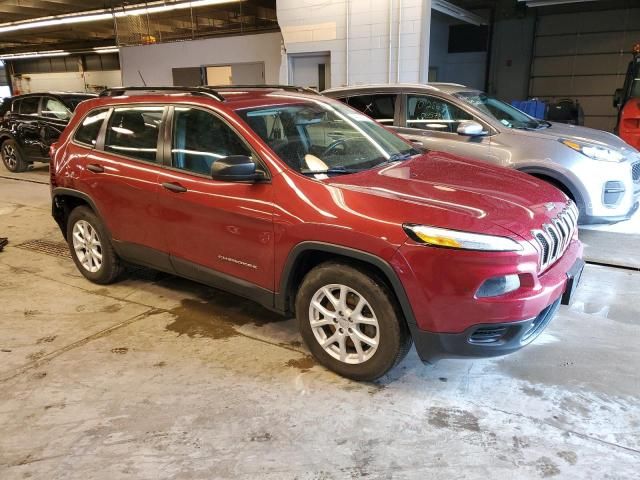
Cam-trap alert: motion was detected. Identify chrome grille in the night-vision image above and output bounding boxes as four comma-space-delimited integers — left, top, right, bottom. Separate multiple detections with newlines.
532, 202, 578, 272
632, 161, 640, 183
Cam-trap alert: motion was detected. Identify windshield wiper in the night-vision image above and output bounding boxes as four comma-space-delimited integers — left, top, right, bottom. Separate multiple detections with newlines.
387, 149, 419, 163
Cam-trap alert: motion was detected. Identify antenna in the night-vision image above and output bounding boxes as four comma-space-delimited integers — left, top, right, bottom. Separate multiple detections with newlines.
138, 70, 147, 87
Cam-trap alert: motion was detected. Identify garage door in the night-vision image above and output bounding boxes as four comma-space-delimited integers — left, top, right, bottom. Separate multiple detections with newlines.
529, 7, 640, 132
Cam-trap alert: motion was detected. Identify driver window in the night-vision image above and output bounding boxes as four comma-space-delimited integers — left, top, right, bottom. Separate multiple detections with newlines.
406, 95, 472, 133
172, 107, 251, 176
42, 97, 71, 120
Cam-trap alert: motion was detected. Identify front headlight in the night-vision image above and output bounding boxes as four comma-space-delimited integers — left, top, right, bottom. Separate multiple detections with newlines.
560, 139, 624, 162
403, 224, 522, 252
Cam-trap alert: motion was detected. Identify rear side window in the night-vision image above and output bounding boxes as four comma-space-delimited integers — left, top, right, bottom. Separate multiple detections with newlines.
345, 94, 396, 125
74, 109, 108, 147
104, 106, 164, 162
19, 97, 40, 115
172, 107, 251, 175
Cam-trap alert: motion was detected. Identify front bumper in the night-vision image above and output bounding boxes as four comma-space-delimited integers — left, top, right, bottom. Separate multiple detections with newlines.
409, 298, 561, 363
390, 235, 584, 362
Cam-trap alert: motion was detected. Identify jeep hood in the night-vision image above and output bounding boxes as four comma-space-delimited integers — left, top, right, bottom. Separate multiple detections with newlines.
326, 151, 569, 239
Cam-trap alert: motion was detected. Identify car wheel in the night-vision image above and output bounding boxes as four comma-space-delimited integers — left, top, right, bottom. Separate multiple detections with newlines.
1, 139, 28, 173
295, 262, 412, 381
67, 206, 122, 284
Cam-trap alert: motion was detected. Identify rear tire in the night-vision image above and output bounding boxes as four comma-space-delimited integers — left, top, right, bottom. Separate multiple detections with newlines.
66, 206, 122, 284
1, 139, 28, 173
295, 261, 412, 381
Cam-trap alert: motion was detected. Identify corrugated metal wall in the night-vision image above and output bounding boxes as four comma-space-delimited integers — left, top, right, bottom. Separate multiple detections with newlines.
529, 7, 640, 132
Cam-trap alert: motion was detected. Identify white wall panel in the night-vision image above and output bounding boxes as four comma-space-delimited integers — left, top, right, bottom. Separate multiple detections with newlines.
120, 32, 283, 87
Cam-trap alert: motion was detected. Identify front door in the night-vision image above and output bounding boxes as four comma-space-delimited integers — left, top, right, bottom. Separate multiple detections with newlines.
39, 96, 73, 157
394, 93, 491, 161
156, 106, 275, 295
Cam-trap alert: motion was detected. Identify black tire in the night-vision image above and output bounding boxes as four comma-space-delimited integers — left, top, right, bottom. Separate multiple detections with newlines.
295, 261, 412, 381
1, 139, 29, 173
66, 206, 122, 284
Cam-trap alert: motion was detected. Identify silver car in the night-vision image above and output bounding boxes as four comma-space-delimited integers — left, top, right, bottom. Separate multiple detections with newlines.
323, 83, 640, 224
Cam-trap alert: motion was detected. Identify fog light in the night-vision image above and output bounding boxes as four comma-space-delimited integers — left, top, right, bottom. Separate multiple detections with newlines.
476, 275, 520, 298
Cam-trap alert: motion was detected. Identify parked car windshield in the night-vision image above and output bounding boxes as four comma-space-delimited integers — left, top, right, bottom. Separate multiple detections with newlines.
62, 95, 96, 111
454, 91, 546, 130
237, 99, 419, 176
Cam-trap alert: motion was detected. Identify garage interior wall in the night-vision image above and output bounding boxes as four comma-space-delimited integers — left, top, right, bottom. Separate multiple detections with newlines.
277, 0, 432, 88
429, 11, 488, 90
529, 6, 640, 131
119, 31, 283, 86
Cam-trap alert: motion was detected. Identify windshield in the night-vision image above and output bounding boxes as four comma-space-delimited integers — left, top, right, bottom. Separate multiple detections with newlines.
237, 99, 419, 176
454, 91, 545, 130
63, 95, 95, 111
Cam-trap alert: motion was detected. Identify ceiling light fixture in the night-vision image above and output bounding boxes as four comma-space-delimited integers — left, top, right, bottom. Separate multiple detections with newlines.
517, 0, 600, 6
432, 0, 487, 26
0, 50, 70, 60
0, 0, 242, 34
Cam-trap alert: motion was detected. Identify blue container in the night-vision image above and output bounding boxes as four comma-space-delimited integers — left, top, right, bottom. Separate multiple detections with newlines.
511, 100, 547, 120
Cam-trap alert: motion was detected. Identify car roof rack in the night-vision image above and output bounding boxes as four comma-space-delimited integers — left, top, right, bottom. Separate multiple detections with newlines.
208, 84, 321, 95
99, 86, 225, 101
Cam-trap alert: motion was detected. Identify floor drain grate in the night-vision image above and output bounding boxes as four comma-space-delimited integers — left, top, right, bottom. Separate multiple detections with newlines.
15, 239, 70, 258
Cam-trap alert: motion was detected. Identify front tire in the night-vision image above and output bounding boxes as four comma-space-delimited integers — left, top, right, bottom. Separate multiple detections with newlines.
295, 262, 412, 381
67, 206, 122, 284
1, 139, 28, 173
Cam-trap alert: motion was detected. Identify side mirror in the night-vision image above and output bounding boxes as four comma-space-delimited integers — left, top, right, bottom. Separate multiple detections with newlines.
613, 88, 623, 108
457, 120, 486, 137
211, 155, 262, 182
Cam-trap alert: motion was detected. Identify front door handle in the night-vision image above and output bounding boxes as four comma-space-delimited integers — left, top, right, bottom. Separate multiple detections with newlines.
87, 164, 104, 173
162, 182, 187, 193
408, 139, 424, 147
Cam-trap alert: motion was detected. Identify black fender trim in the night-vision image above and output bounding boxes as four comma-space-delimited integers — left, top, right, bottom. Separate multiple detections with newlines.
51, 187, 104, 238
277, 241, 417, 326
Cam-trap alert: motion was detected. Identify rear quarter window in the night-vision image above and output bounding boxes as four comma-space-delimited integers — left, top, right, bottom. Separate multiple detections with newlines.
74, 109, 109, 147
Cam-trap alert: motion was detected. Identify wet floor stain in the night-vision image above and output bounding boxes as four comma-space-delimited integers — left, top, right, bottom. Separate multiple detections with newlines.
535, 456, 561, 477
111, 347, 129, 354
249, 432, 272, 442
556, 450, 578, 465
427, 407, 480, 432
165, 291, 285, 341
285, 355, 315, 372
36, 335, 57, 344
153, 361, 167, 368
101, 304, 123, 313
26, 350, 46, 361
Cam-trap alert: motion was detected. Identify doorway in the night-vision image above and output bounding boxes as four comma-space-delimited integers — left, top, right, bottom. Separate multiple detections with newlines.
289, 53, 331, 91
204, 62, 265, 86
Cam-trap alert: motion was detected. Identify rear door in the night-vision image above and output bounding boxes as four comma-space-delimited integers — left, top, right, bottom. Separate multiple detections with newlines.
156, 105, 275, 294
394, 93, 492, 160
76, 105, 170, 267
14, 96, 43, 158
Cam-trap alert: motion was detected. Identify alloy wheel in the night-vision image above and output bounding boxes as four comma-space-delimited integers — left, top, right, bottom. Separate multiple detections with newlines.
2, 144, 17, 170
308, 284, 380, 364
72, 220, 103, 273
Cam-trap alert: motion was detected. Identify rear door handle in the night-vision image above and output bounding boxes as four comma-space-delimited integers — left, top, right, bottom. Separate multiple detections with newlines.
162, 182, 187, 193
87, 164, 104, 173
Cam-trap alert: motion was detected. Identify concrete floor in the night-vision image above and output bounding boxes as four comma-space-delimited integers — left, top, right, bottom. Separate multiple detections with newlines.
1, 166, 639, 479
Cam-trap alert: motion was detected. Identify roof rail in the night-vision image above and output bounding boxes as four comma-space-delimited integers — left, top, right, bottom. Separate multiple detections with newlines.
208, 84, 321, 95
99, 86, 225, 101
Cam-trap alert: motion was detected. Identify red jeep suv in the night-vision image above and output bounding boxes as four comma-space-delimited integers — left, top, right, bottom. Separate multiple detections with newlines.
50, 86, 584, 381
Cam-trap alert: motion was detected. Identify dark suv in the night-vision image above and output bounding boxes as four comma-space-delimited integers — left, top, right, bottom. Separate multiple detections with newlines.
50, 86, 584, 381
0, 92, 95, 172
